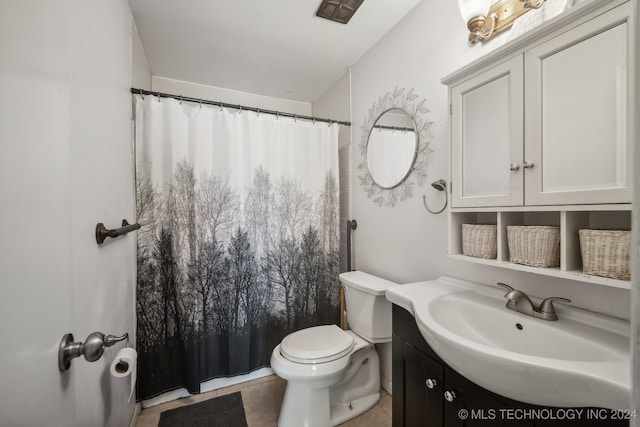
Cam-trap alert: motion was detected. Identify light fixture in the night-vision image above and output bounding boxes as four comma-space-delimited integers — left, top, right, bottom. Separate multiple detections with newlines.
316, 0, 365, 24
458, 0, 547, 44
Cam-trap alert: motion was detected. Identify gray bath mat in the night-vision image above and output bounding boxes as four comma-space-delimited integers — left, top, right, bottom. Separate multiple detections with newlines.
158, 391, 249, 427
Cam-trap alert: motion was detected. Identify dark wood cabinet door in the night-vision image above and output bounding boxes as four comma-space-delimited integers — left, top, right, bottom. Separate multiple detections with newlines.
404, 342, 444, 426
443, 367, 533, 427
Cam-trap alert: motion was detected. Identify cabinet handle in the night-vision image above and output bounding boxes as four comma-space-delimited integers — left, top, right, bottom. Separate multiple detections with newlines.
444, 391, 457, 402
509, 163, 520, 171
523, 161, 535, 169
425, 378, 437, 389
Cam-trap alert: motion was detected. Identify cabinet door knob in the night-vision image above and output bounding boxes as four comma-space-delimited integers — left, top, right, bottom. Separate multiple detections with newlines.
509, 163, 520, 171
425, 378, 437, 389
444, 390, 457, 402
523, 161, 535, 169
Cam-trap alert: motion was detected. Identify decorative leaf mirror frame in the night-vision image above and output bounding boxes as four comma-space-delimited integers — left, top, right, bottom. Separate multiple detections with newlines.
358, 87, 433, 206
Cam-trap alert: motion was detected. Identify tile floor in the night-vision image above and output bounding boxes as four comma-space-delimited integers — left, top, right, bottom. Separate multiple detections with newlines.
135, 375, 392, 427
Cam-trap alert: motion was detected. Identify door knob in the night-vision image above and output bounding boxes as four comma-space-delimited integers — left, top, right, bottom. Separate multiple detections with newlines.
509, 163, 520, 171
426, 378, 437, 389
58, 332, 128, 371
523, 161, 535, 169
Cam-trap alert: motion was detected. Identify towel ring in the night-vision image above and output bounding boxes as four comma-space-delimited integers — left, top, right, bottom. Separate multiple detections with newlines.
423, 179, 448, 214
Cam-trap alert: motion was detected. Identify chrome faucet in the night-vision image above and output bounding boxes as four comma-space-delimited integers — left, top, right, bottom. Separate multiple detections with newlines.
497, 283, 570, 321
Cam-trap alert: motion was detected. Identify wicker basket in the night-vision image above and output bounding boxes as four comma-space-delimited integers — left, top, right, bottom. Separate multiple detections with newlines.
579, 229, 630, 280
462, 224, 497, 259
507, 226, 560, 267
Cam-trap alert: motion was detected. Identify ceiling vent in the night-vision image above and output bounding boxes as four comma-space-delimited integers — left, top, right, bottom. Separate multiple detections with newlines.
316, 0, 365, 24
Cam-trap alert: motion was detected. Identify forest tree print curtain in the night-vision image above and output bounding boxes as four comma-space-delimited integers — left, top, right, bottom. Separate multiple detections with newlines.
134, 95, 340, 400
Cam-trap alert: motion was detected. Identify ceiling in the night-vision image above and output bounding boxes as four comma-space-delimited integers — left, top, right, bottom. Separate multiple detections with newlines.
128, 0, 421, 102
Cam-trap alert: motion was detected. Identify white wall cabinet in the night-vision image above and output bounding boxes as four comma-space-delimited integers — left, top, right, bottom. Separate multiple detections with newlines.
524, 4, 631, 205
451, 57, 523, 208
443, 0, 633, 286
448, 1, 633, 209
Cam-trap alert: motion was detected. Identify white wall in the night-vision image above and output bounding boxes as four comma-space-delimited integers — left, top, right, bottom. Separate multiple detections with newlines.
348, 0, 630, 320
0, 1, 136, 425
313, 70, 352, 149
132, 20, 152, 91
152, 76, 312, 116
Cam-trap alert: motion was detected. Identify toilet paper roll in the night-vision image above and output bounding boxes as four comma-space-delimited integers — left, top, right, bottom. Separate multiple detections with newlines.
111, 347, 137, 402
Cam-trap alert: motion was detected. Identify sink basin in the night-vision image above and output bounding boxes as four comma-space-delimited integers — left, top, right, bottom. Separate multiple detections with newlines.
386, 277, 630, 409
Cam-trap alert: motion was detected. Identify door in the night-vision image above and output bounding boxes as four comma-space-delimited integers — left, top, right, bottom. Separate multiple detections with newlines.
524, 3, 632, 205
0, 3, 76, 425
0, 1, 135, 426
451, 56, 524, 208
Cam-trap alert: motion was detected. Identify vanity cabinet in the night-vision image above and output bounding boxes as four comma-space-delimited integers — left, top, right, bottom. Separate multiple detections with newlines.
392, 305, 626, 427
448, 0, 632, 208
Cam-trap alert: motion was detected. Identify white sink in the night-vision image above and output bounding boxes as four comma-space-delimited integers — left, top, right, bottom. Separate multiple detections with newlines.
386, 277, 630, 409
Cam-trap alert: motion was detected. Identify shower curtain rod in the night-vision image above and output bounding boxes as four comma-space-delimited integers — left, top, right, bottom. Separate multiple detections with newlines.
131, 88, 351, 127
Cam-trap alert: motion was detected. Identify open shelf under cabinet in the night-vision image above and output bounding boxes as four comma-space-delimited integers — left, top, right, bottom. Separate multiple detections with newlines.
448, 206, 631, 289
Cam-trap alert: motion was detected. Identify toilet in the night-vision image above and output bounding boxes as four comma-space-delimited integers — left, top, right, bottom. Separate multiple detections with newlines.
270, 271, 397, 427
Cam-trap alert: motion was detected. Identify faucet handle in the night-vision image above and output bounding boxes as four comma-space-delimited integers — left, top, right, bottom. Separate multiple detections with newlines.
496, 282, 514, 294
539, 297, 571, 320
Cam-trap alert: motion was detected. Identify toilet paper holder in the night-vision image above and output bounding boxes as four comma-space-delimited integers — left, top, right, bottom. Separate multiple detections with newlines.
58, 331, 128, 371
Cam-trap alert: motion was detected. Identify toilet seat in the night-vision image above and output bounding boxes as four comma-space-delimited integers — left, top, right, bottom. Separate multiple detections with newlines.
280, 325, 354, 364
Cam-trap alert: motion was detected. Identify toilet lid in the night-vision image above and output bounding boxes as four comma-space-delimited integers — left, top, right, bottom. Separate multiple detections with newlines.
280, 325, 354, 364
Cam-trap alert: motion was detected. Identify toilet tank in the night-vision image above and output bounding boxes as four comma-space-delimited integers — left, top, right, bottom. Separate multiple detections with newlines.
339, 271, 398, 343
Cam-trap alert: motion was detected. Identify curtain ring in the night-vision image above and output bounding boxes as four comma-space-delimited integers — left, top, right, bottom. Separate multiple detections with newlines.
238, 105, 242, 114
156, 91, 161, 102
219, 101, 223, 111
276, 111, 279, 120
312, 117, 316, 125
257, 108, 260, 117
179, 95, 183, 105
139, 88, 144, 100
294, 115, 297, 122
199, 99, 202, 108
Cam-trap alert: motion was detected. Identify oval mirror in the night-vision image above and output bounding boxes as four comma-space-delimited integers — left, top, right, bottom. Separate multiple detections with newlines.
366, 108, 418, 189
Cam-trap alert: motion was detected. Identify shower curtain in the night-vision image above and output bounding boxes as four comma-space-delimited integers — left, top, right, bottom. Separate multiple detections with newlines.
134, 95, 340, 400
